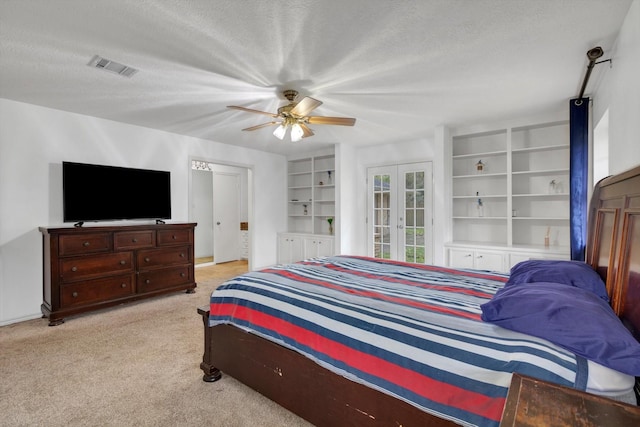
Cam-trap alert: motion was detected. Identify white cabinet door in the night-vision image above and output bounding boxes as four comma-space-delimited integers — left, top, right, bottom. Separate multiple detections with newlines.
449, 248, 505, 272
304, 236, 334, 258
449, 249, 475, 269
474, 251, 504, 272
277, 234, 304, 264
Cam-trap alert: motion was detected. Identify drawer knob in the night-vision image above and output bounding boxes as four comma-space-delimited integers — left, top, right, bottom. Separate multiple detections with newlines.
83, 242, 90, 247
121, 283, 127, 288
132, 238, 138, 243
145, 257, 150, 263
72, 291, 78, 298
180, 253, 185, 258
172, 235, 177, 240
145, 279, 150, 284
120, 260, 126, 265
71, 266, 78, 272
180, 272, 186, 278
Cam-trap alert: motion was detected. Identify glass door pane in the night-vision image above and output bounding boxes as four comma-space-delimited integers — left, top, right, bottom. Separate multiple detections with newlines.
403, 170, 426, 263
373, 173, 392, 259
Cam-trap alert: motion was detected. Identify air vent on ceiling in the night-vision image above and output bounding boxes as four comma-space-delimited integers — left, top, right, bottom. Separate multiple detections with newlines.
87, 55, 138, 78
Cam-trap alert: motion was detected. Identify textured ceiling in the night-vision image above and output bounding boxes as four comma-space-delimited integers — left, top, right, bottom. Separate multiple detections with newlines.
0, 0, 633, 155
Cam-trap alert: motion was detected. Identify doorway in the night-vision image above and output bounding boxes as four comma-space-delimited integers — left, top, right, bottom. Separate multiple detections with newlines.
367, 162, 433, 264
191, 160, 250, 266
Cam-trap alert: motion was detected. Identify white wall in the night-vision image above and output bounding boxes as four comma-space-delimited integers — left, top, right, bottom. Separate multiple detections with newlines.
0, 98, 286, 325
591, 0, 640, 173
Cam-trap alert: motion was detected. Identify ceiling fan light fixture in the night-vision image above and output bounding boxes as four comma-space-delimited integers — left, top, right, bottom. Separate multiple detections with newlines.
290, 124, 304, 142
273, 124, 286, 140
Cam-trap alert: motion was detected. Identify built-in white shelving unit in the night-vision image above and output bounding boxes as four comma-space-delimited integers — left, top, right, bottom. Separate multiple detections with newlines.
447, 121, 570, 272
279, 152, 336, 264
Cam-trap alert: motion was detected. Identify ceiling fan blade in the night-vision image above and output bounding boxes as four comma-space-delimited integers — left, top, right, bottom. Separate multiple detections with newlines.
290, 96, 322, 116
242, 121, 280, 131
227, 105, 278, 117
299, 123, 315, 138
307, 116, 356, 126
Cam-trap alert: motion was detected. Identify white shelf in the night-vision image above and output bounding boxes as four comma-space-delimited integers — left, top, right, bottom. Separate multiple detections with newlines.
512, 144, 569, 154
453, 216, 507, 220
512, 168, 569, 176
452, 150, 508, 160
513, 193, 569, 197
452, 172, 508, 179
453, 194, 508, 199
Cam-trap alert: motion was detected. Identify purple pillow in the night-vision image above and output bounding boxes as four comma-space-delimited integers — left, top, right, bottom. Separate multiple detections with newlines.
481, 282, 640, 376
507, 260, 608, 302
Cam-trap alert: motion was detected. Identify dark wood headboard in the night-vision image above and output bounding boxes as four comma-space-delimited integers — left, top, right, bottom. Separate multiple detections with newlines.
587, 165, 640, 340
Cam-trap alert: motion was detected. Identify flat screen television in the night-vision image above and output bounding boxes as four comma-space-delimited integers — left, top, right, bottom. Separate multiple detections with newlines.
63, 161, 171, 224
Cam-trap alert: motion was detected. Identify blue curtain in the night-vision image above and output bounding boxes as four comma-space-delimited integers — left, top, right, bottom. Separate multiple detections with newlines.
569, 98, 589, 261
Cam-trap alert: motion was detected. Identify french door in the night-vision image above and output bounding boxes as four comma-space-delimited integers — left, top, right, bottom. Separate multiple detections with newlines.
367, 162, 433, 264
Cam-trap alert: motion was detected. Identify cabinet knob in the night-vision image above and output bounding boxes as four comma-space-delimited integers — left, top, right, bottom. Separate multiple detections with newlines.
72, 292, 78, 298
120, 260, 126, 265
145, 279, 150, 284
71, 266, 78, 272
477, 255, 483, 259
83, 242, 90, 247
121, 283, 127, 288
464, 254, 472, 258
132, 238, 138, 243
145, 257, 150, 262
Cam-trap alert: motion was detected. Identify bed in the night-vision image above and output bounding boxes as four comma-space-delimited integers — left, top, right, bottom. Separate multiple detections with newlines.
198, 164, 640, 426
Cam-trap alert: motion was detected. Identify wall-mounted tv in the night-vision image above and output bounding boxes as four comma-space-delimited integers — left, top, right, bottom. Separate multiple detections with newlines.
63, 161, 171, 224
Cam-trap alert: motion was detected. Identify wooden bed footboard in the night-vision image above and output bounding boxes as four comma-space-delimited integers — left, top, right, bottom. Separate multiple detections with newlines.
197, 306, 221, 382
197, 306, 458, 427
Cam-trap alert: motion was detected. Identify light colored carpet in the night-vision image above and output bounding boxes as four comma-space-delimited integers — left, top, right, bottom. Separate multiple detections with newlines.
0, 264, 313, 427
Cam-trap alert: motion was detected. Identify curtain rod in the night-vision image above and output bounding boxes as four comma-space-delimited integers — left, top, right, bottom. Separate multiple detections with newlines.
574, 46, 610, 106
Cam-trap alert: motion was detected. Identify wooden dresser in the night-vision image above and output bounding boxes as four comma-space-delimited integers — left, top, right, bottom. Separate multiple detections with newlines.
40, 223, 196, 325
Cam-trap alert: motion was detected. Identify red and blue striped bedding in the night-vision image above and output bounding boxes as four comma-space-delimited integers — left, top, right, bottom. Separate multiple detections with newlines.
209, 255, 587, 427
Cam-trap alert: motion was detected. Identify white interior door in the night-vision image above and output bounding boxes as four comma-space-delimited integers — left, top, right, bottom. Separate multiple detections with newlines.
213, 172, 240, 264
368, 162, 433, 264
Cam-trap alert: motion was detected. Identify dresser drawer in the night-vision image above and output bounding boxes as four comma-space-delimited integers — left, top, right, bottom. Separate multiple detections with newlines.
60, 274, 134, 307
138, 265, 192, 293
157, 229, 192, 246
114, 230, 156, 250
60, 252, 134, 282
137, 246, 191, 268
59, 233, 111, 256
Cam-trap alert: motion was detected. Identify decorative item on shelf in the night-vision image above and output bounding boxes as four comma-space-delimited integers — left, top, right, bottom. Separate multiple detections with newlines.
554, 180, 564, 194
327, 217, 334, 234
512, 209, 518, 217
545, 226, 550, 247
303, 204, 308, 215
476, 160, 485, 174
319, 181, 324, 186
476, 192, 484, 217
327, 170, 332, 185
548, 179, 557, 194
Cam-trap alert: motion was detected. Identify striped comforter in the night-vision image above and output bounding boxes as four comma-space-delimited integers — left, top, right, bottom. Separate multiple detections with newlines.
209, 255, 587, 427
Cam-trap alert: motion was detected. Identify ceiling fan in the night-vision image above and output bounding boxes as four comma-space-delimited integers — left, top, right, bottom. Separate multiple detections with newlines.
227, 90, 356, 142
